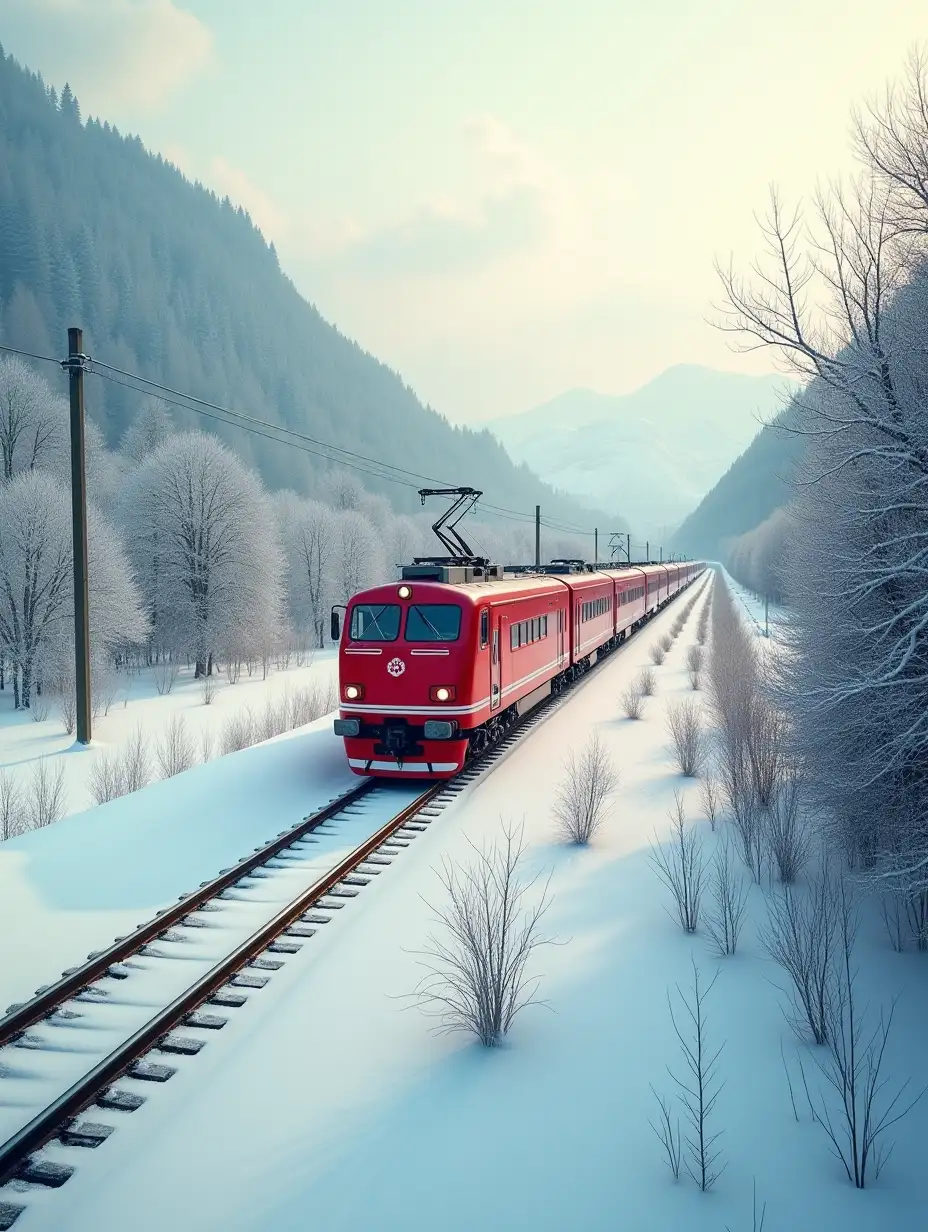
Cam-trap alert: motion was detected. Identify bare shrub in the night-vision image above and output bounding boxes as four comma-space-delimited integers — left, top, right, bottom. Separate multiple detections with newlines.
795, 893, 926, 1188
552, 734, 619, 844
153, 656, 179, 696
88, 752, 124, 805
665, 959, 726, 1191
760, 865, 840, 1045
121, 726, 151, 794
766, 769, 809, 884
27, 759, 66, 829
202, 675, 216, 705
636, 667, 656, 696
92, 661, 120, 719
225, 656, 241, 685
699, 774, 721, 831
650, 642, 666, 666
258, 695, 289, 742
288, 680, 337, 728
409, 821, 555, 1046
661, 632, 674, 652
620, 686, 644, 720
747, 699, 787, 807
30, 690, 50, 722
156, 715, 196, 778
688, 669, 701, 691
705, 836, 749, 956
220, 707, 258, 755
666, 697, 705, 776
0, 770, 26, 839
686, 645, 704, 673
199, 726, 215, 764
649, 792, 705, 932
730, 786, 765, 882
649, 1086, 682, 1179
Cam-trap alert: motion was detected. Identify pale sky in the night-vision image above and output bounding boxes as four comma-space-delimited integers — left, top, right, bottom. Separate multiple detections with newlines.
3, 0, 925, 423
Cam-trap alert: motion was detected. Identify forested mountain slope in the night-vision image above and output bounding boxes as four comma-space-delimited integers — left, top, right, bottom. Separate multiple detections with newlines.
0, 47, 616, 528
668, 400, 803, 558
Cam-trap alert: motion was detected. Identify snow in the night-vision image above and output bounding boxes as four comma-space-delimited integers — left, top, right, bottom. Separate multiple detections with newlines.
0, 650, 338, 822
6, 578, 928, 1231
0, 706, 352, 1017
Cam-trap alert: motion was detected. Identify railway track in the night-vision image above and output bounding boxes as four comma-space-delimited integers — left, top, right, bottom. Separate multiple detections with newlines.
0, 580, 705, 1229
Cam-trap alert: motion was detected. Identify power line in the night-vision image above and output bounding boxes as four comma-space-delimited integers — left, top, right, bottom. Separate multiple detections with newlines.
89, 357, 594, 534
0, 341, 61, 366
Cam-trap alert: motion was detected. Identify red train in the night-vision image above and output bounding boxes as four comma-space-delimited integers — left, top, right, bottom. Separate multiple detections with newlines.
332, 554, 705, 779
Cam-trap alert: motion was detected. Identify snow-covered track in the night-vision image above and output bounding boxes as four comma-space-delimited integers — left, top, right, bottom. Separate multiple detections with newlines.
0, 779, 437, 1224
0, 579, 708, 1228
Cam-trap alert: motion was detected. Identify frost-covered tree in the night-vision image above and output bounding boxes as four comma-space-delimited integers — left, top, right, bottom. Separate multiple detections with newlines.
716, 56, 928, 875
120, 398, 173, 467
0, 356, 66, 482
333, 507, 384, 605
274, 491, 338, 647
0, 470, 147, 707
124, 431, 283, 675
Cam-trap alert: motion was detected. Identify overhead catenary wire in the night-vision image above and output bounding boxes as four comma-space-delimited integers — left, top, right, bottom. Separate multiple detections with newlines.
2, 337, 601, 539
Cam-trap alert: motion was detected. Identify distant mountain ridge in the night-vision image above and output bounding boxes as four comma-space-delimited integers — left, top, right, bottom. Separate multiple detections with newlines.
490, 366, 793, 541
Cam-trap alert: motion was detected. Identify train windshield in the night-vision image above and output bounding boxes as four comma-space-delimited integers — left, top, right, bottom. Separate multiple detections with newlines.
350, 604, 401, 641
405, 604, 462, 642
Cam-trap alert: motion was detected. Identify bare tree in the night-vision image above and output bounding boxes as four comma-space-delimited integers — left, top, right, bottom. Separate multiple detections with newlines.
699, 774, 721, 831
705, 836, 750, 957
725, 1179, 767, 1232
730, 785, 766, 883
766, 768, 810, 884
760, 865, 841, 1046
798, 889, 926, 1187
650, 642, 667, 666
552, 734, 619, 844
666, 959, 726, 1191
88, 752, 124, 805
0, 769, 25, 839
199, 726, 215, 764
121, 726, 151, 794
649, 793, 705, 933
27, 759, 66, 829
156, 715, 196, 778
666, 698, 705, 777
649, 1086, 682, 1179
409, 822, 555, 1046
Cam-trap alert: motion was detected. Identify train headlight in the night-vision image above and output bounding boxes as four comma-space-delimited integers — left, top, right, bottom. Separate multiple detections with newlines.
398, 584, 412, 599
344, 683, 364, 701
429, 685, 456, 702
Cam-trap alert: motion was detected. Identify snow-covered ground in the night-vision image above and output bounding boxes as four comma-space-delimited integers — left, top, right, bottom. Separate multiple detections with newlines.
0, 651, 338, 824
4, 577, 926, 1231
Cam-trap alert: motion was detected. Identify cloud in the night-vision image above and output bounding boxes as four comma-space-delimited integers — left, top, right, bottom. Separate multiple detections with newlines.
334, 188, 544, 278
2, 1, 213, 113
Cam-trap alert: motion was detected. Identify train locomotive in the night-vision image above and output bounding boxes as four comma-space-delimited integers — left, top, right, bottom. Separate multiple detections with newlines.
332, 488, 704, 779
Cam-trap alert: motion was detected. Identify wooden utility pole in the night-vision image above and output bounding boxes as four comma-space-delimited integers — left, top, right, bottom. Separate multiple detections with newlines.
534, 505, 540, 568
65, 328, 92, 744
594, 528, 598, 562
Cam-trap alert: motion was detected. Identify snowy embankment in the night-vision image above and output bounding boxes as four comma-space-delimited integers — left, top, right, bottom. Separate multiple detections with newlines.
13, 577, 927, 1232
0, 651, 338, 827
0, 714, 355, 1016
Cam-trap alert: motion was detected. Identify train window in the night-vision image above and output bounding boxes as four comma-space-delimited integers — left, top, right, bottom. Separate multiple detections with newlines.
350, 604, 401, 641
533, 617, 540, 640
511, 624, 519, 651
480, 609, 489, 648
542, 614, 548, 637
405, 604, 462, 641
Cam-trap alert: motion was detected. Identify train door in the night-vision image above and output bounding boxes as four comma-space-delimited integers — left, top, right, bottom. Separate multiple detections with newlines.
491, 612, 502, 711
557, 607, 565, 664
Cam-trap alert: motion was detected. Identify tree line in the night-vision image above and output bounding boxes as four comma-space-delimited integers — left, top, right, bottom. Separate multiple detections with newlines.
717, 51, 928, 885
0, 355, 587, 711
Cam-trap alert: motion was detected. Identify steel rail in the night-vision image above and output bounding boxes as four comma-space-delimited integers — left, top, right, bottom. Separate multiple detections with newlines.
0, 780, 375, 1049
0, 782, 442, 1186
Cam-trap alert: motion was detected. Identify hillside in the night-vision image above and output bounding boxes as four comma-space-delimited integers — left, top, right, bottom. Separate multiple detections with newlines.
0, 47, 620, 529
668, 399, 803, 558
490, 366, 792, 539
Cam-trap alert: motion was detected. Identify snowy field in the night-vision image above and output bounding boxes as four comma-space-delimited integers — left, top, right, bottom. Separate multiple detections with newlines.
5, 576, 927, 1232
0, 650, 339, 826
